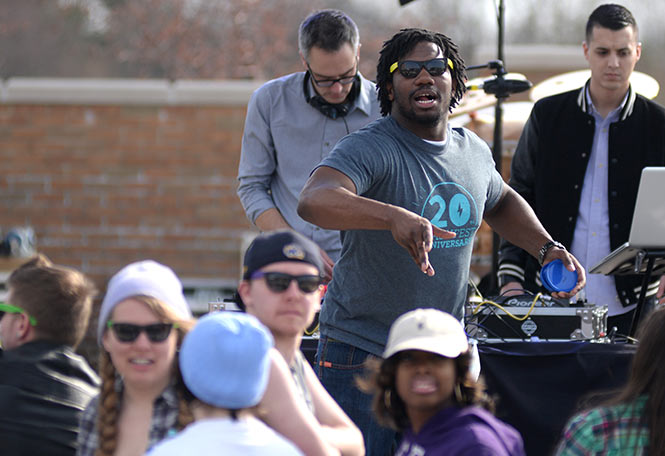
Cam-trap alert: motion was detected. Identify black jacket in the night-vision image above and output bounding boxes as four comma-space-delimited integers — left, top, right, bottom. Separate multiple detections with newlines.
0, 341, 100, 456
498, 83, 665, 306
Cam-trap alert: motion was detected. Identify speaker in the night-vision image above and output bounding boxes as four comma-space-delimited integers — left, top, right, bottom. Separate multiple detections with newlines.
303, 71, 360, 120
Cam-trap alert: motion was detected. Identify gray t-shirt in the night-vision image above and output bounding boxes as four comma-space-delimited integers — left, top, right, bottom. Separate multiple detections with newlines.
318, 116, 504, 356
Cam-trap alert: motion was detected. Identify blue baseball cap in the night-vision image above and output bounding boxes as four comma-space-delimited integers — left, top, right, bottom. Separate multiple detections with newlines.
179, 312, 273, 409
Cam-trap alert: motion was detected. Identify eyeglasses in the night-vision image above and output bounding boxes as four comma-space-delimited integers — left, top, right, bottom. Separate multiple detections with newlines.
250, 271, 323, 294
106, 321, 176, 343
307, 62, 357, 88
389, 58, 454, 78
0, 302, 37, 326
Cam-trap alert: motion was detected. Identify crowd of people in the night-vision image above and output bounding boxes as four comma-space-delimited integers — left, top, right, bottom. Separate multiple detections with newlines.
2, 3, 664, 456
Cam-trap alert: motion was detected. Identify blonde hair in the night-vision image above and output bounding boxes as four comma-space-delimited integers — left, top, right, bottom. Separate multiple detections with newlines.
94, 296, 194, 456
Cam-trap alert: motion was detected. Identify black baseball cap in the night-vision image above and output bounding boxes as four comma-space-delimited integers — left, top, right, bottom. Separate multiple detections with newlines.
242, 230, 324, 280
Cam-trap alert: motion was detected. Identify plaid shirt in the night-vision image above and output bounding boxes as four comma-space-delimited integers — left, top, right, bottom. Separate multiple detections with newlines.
77, 381, 180, 456
555, 395, 649, 456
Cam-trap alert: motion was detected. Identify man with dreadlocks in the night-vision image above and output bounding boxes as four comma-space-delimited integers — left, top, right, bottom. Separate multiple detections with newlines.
298, 28, 585, 454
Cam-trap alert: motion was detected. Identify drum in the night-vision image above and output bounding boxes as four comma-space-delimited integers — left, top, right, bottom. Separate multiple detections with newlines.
455, 101, 534, 147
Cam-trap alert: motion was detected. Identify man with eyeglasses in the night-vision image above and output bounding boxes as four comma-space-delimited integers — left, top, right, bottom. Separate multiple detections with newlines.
237, 9, 380, 280
298, 28, 585, 455
0, 254, 99, 456
236, 229, 365, 456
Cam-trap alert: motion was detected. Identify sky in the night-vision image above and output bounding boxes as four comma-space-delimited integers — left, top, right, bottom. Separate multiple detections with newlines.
350, 0, 663, 45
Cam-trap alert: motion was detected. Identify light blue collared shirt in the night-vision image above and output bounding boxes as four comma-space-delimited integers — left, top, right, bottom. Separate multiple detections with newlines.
570, 90, 635, 316
237, 72, 380, 261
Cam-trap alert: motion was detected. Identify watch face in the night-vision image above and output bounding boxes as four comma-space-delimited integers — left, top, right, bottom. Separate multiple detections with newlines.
539, 241, 563, 265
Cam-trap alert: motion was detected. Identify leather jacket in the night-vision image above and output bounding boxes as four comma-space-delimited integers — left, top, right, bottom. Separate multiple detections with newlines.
0, 341, 100, 456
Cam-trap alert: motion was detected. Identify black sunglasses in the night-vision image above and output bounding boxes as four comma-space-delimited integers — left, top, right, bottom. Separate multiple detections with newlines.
107, 321, 176, 343
251, 271, 322, 293
389, 58, 453, 79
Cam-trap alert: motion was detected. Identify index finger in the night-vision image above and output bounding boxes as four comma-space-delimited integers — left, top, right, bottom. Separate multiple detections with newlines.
432, 226, 456, 240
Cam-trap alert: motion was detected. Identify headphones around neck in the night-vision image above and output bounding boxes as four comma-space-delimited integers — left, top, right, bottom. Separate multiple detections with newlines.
303, 72, 360, 120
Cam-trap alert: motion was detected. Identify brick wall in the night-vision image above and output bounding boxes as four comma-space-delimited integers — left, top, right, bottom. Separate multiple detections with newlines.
0, 77, 514, 360
0, 79, 264, 301
0, 78, 506, 300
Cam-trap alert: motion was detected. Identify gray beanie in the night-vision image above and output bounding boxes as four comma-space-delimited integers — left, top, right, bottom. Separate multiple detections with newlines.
97, 260, 192, 344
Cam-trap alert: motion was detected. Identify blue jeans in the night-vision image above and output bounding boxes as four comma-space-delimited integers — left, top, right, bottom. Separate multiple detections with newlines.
315, 336, 398, 456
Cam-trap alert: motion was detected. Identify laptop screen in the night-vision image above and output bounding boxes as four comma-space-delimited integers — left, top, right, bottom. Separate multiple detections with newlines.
628, 167, 665, 248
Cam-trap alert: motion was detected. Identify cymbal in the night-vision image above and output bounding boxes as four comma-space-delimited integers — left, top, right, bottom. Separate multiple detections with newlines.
453, 73, 531, 117
471, 101, 534, 125
451, 102, 534, 143
451, 76, 496, 117
530, 70, 660, 102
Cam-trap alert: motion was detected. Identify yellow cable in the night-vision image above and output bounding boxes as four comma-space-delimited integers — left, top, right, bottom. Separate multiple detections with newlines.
470, 292, 543, 321
304, 322, 319, 336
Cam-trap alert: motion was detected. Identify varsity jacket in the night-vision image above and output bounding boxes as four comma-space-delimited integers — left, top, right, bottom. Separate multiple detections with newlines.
498, 82, 665, 307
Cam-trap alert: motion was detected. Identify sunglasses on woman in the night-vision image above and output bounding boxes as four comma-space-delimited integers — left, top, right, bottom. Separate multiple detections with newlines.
107, 321, 176, 343
389, 58, 454, 79
250, 271, 322, 294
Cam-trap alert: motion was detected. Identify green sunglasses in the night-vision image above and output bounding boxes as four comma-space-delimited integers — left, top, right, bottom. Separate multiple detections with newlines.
0, 302, 38, 326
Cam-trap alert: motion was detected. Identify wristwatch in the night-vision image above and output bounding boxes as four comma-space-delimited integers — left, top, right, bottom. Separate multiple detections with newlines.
538, 240, 565, 266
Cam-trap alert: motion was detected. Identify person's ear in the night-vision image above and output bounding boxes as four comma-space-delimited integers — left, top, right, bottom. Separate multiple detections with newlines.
635, 42, 642, 61
16, 314, 33, 342
314, 287, 323, 312
387, 81, 394, 102
299, 51, 308, 70
101, 328, 112, 352
237, 281, 254, 311
582, 41, 590, 62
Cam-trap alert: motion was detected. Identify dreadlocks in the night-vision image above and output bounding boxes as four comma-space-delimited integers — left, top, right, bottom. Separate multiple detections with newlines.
376, 28, 466, 117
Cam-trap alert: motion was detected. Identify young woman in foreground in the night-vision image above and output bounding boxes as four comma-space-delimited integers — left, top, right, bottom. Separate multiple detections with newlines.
360, 308, 525, 456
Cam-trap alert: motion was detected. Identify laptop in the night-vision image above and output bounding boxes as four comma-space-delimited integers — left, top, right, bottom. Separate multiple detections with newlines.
590, 167, 665, 275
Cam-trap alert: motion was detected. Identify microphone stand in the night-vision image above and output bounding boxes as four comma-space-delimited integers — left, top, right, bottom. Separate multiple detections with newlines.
469, 0, 536, 294
466, 57, 532, 293
461, 0, 506, 293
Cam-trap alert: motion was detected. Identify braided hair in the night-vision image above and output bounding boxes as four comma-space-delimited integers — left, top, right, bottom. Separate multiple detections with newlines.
376, 28, 466, 117
94, 296, 194, 456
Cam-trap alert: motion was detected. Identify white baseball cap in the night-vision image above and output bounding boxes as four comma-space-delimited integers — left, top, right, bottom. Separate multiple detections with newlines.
383, 308, 469, 359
